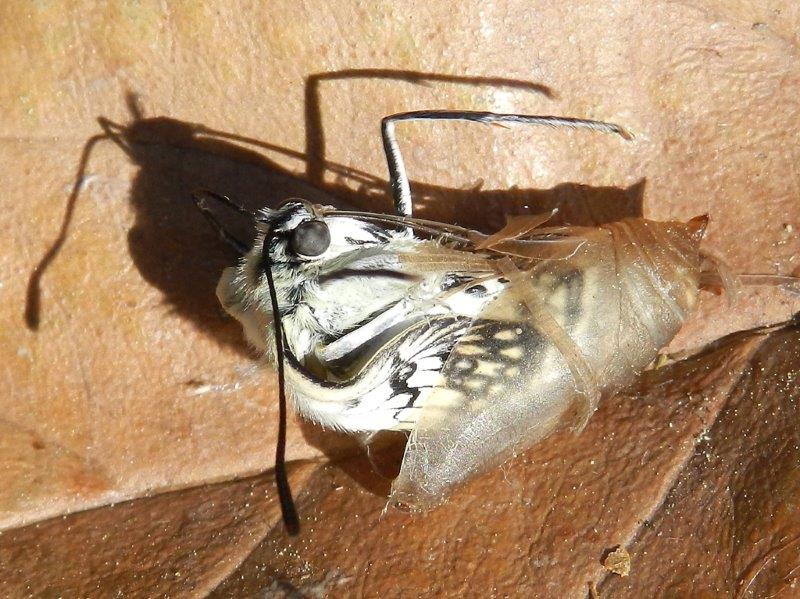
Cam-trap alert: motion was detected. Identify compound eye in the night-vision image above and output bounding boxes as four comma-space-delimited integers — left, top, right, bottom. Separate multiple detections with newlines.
289, 220, 331, 257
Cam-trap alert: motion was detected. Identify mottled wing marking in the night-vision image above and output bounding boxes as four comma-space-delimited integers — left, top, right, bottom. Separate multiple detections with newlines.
387, 319, 544, 428
390, 256, 605, 508
443, 321, 541, 404
386, 264, 589, 430
385, 316, 471, 429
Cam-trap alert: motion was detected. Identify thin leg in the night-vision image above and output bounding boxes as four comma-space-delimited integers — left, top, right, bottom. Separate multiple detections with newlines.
192, 188, 255, 219
380, 110, 633, 218
192, 189, 251, 255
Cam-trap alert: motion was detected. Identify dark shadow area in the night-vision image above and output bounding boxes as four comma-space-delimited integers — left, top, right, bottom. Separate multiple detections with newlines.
25, 71, 639, 343
302, 68, 641, 232
24, 94, 340, 352
24, 70, 644, 499
297, 420, 407, 497
410, 178, 645, 233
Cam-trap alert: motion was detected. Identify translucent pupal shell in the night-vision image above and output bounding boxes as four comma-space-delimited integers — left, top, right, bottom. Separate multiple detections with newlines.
390, 217, 707, 509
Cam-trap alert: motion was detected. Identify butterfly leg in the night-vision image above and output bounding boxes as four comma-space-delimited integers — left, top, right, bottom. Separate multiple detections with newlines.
191, 189, 251, 255
380, 110, 631, 218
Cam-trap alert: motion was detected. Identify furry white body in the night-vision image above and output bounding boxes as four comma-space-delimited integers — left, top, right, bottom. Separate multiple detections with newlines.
217, 202, 504, 432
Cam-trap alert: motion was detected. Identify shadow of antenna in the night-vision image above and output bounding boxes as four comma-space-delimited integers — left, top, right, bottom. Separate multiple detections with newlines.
303, 69, 555, 187
25, 133, 107, 330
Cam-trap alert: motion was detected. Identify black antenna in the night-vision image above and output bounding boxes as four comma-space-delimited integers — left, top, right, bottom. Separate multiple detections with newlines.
262, 229, 300, 535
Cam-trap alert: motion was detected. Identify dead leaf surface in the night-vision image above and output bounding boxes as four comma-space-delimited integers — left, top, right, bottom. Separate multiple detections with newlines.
1, 1, 798, 596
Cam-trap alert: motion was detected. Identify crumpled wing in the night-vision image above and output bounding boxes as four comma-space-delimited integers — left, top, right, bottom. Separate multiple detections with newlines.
389, 298, 569, 509
388, 259, 600, 510
474, 211, 556, 249
389, 219, 707, 510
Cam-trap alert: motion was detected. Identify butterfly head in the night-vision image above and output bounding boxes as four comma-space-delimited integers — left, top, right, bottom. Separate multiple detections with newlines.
255, 200, 396, 271
218, 200, 414, 357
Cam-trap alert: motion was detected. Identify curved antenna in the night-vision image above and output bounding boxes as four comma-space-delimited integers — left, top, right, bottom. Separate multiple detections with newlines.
381, 110, 633, 218
262, 229, 300, 536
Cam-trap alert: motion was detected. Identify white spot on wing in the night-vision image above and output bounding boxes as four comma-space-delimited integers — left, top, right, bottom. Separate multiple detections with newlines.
500, 346, 524, 360
493, 329, 517, 341
455, 344, 485, 356
474, 360, 503, 377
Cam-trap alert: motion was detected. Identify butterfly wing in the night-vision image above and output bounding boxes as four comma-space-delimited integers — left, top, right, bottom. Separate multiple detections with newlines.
389, 233, 614, 510
389, 218, 713, 510
389, 298, 577, 508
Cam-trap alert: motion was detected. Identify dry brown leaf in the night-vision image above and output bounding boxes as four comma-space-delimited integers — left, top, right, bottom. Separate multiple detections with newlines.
1, 1, 799, 596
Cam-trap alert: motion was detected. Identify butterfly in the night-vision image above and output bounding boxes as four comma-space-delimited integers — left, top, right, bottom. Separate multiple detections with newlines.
194, 110, 796, 533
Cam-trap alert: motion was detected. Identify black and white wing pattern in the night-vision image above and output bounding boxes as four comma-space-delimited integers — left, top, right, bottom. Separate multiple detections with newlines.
389, 237, 612, 510
389, 298, 578, 509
